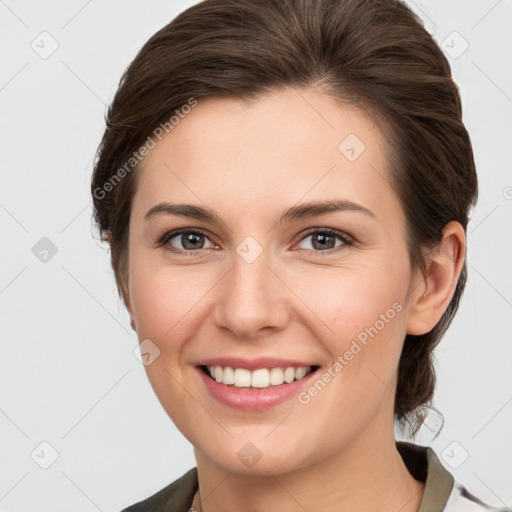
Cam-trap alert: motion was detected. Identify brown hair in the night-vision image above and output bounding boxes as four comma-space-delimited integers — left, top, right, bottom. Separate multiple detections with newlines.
91, 0, 478, 436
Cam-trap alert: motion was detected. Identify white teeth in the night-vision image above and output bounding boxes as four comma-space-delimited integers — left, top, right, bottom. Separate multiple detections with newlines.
283, 367, 295, 383
222, 366, 235, 385
206, 365, 313, 388
251, 368, 269, 388
269, 367, 284, 385
295, 366, 307, 380
233, 368, 251, 387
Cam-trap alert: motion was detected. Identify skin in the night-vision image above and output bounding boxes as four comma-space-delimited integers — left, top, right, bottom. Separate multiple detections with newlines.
125, 87, 465, 512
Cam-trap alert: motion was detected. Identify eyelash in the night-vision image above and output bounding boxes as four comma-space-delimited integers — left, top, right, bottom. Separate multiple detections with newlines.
157, 227, 354, 255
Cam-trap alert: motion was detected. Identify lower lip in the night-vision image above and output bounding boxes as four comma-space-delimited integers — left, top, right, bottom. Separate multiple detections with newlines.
196, 366, 318, 410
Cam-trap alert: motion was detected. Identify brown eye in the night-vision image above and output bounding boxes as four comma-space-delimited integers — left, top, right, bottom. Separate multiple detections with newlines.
160, 229, 216, 251
296, 229, 352, 252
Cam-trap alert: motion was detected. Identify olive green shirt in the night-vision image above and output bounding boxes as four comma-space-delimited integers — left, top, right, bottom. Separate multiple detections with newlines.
120, 441, 506, 511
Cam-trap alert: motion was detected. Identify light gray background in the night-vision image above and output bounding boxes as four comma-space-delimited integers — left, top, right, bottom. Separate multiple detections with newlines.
1, 1, 511, 511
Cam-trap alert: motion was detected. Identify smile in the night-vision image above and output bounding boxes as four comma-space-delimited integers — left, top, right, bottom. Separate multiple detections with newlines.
197, 363, 320, 410
204, 365, 316, 388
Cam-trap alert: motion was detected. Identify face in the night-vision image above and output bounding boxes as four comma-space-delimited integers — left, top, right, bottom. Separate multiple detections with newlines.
126, 87, 419, 475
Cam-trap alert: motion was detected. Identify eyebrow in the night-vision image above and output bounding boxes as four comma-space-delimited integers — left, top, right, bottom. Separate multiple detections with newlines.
144, 199, 375, 225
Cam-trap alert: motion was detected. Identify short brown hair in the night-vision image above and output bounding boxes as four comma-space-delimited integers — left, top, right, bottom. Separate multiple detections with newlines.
91, 0, 478, 436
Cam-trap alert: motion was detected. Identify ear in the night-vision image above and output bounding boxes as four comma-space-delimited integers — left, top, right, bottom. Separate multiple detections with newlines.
406, 221, 466, 336
107, 231, 138, 333
122, 284, 137, 333
126, 296, 137, 332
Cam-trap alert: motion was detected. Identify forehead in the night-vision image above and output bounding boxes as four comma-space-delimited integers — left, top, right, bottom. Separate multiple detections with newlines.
133, 87, 399, 224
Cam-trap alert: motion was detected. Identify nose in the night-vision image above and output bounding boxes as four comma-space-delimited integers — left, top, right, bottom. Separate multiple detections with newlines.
212, 248, 289, 339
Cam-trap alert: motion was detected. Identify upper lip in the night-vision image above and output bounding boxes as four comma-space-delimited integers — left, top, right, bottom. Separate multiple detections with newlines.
196, 357, 318, 371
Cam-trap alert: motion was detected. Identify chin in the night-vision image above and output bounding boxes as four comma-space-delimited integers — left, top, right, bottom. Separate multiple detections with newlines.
195, 433, 327, 477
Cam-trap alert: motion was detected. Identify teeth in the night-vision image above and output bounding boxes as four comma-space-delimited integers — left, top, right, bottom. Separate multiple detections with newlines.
295, 366, 307, 380
222, 366, 235, 385
233, 368, 251, 387
251, 368, 269, 388
206, 365, 312, 388
283, 367, 295, 383
269, 367, 284, 385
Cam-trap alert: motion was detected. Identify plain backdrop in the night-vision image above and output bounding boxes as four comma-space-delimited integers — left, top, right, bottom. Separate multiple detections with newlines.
1, 1, 511, 511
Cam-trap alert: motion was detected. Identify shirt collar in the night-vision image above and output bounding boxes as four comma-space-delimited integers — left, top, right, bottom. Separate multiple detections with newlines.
397, 440, 455, 512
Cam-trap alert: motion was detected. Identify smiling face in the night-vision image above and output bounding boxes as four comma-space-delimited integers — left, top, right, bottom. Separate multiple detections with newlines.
126, 87, 422, 475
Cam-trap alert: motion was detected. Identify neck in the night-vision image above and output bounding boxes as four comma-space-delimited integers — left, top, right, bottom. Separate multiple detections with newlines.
193, 420, 425, 512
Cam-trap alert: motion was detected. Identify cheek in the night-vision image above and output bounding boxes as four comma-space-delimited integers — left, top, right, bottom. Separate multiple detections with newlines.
128, 259, 218, 350
293, 258, 410, 409
294, 270, 408, 419
127, 263, 214, 434
297, 261, 408, 344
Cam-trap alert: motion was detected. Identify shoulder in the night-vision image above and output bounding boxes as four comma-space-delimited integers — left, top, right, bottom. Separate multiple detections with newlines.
396, 441, 510, 512
119, 467, 198, 512
444, 481, 512, 512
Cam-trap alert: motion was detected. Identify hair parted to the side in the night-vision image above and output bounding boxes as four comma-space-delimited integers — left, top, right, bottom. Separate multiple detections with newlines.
91, 0, 478, 437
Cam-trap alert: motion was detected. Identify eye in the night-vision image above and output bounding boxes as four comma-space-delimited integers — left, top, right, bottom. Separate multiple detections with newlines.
158, 227, 353, 254
159, 229, 217, 252
296, 228, 353, 253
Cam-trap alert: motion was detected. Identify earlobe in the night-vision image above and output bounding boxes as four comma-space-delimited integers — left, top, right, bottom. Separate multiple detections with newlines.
127, 304, 137, 333
406, 221, 466, 336
125, 296, 137, 333
123, 285, 137, 333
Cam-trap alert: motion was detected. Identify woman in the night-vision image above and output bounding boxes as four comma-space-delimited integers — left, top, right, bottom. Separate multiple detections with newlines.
91, 0, 505, 511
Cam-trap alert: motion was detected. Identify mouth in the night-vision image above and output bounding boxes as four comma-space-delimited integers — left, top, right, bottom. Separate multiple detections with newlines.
199, 364, 320, 389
